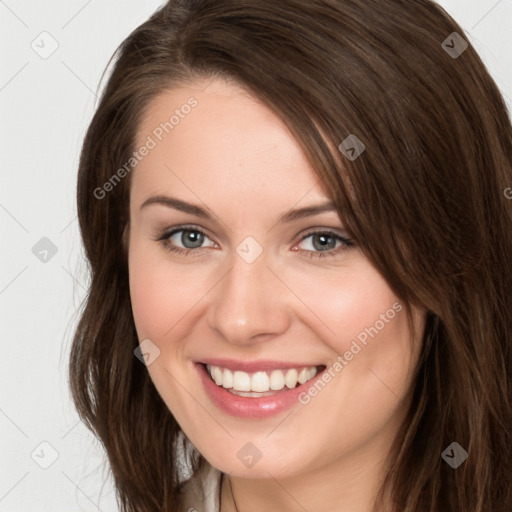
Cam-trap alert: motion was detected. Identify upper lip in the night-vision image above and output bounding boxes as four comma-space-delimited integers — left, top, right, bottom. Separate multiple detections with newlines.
197, 358, 326, 373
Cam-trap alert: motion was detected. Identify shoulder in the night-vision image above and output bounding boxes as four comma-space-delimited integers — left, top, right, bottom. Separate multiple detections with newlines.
176, 461, 223, 512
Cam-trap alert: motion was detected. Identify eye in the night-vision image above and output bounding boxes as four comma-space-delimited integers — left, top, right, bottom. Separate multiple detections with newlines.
154, 225, 354, 259
293, 230, 353, 259
155, 226, 217, 256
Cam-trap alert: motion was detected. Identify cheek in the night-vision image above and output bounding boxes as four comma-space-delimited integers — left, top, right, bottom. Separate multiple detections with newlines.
128, 240, 180, 340
281, 261, 404, 356
285, 262, 419, 406
128, 236, 210, 340
127, 244, 202, 410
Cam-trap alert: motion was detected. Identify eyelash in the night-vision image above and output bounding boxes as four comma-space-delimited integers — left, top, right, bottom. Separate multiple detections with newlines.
154, 224, 354, 259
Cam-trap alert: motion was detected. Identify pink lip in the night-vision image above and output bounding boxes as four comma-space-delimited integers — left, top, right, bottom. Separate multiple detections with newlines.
198, 358, 323, 373
194, 362, 326, 419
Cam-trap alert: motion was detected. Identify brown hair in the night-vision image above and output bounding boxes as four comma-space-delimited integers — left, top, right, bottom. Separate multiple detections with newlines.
69, 1, 512, 510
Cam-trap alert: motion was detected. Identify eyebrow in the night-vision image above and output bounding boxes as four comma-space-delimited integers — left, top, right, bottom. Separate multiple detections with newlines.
139, 195, 339, 224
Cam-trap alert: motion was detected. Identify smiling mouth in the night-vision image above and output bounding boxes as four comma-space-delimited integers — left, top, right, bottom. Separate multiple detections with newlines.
202, 363, 327, 397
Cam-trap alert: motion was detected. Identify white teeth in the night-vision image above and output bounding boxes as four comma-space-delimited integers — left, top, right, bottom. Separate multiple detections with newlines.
222, 368, 233, 389
269, 370, 285, 390
233, 371, 251, 391
212, 365, 223, 385
229, 389, 279, 397
297, 368, 309, 384
298, 367, 316, 384
285, 368, 298, 389
206, 364, 320, 392
251, 371, 270, 392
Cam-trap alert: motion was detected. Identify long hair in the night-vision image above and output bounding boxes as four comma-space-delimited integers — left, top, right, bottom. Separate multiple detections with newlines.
69, 1, 512, 510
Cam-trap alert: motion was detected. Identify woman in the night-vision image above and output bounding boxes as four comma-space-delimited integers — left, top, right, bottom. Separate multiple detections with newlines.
69, 1, 512, 511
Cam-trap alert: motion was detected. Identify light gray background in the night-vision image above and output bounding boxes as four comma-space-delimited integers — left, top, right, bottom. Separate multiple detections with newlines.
1, 1, 511, 510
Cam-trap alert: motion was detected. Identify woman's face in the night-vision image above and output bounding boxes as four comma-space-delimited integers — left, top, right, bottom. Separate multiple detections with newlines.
127, 78, 425, 481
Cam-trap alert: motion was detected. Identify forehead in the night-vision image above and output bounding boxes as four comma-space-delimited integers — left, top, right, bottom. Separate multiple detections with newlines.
130, 78, 330, 208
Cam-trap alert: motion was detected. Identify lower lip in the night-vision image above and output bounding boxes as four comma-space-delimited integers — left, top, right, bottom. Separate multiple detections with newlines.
195, 362, 325, 419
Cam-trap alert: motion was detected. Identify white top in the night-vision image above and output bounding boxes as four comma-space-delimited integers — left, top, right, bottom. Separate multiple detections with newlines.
176, 462, 223, 512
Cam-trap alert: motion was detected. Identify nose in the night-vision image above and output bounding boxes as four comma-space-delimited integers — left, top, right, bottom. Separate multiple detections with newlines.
207, 249, 291, 346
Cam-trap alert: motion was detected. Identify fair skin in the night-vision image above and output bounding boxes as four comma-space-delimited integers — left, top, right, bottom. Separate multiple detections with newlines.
127, 77, 426, 512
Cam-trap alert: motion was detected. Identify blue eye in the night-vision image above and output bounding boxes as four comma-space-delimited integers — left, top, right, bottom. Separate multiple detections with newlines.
296, 230, 353, 259
155, 225, 353, 259
156, 226, 215, 256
